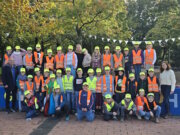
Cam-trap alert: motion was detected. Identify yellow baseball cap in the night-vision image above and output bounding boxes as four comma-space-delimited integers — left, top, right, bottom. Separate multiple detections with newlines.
54, 85, 60, 89
44, 68, 49, 73
124, 47, 129, 51
148, 68, 154, 72
133, 41, 141, 45
118, 67, 124, 71
129, 73, 135, 78
50, 74, 56, 79
83, 82, 89, 86
125, 93, 131, 99
115, 46, 121, 50
15, 45, 20, 50
88, 68, 94, 73
57, 46, 62, 51
47, 49, 52, 53
96, 68, 102, 73
105, 66, 110, 71
6, 46, 12, 51
147, 93, 154, 97
36, 43, 41, 48
145, 41, 152, 45
77, 68, 82, 72
27, 47, 32, 51
66, 67, 71, 72
57, 69, 62, 74
139, 88, 145, 92
105, 94, 112, 99
34, 67, 40, 72
20, 68, 26, 72
68, 45, 73, 50
104, 46, 110, 50
82, 48, 87, 53
95, 46, 99, 50
140, 72, 145, 76
27, 75, 33, 79
24, 90, 30, 96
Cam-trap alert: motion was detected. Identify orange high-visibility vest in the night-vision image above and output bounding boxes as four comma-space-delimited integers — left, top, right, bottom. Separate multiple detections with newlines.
55, 54, 64, 69
25, 54, 34, 67
132, 50, 142, 65
65, 52, 75, 67
34, 75, 45, 92
113, 53, 123, 68
103, 54, 111, 67
45, 56, 54, 70
19, 80, 25, 91
147, 76, 159, 92
145, 49, 154, 65
136, 96, 150, 111
44, 77, 50, 85
115, 76, 126, 93
60, 95, 63, 103
79, 90, 92, 106
4, 54, 9, 64
96, 77, 102, 93
34, 51, 44, 65
26, 81, 34, 91
102, 75, 113, 93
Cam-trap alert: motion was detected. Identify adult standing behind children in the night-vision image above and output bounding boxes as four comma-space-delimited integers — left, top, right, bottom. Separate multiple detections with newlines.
75, 44, 84, 69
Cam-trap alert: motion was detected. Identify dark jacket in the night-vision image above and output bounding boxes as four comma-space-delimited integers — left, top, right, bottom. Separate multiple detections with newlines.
137, 79, 148, 95
75, 52, 84, 68
73, 76, 86, 91
127, 80, 138, 100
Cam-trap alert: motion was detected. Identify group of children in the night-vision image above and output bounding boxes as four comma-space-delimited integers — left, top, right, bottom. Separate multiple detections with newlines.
3, 41, 161, 123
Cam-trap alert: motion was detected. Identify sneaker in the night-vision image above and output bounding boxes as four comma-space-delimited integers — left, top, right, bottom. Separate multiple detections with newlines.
6, 109, 11, 114
137, 115, 142, 120
10, 108, 16, 113
120, 118, 124, 122
113, 116, 118, 121
26, 118, 32, 121
66, 115, 70, 121
155, 118, 159, 123
75, 113, 77, 116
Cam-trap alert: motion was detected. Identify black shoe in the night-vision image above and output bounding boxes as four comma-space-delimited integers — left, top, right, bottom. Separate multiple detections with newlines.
6, 109, 11, 114
162, 115, 168, 119
10, 108, 16, 113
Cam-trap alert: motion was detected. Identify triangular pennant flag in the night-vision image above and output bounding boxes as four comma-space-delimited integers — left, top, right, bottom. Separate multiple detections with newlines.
125, 41, 128, 44
119, 40, 122, 44
89, 35, 92, 38
94, 36, 97, 39
158, 40, 162, 44
165, 39, 169, 43
113, 39, 117, 43
178, 37, 180, 40
171, 38, 175, 42
107, 38, 111, 42
152, 41, 155, 44
102, 37, 104, 41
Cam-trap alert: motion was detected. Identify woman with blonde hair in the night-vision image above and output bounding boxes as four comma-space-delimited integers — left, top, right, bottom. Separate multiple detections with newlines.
92, 46, 101, 74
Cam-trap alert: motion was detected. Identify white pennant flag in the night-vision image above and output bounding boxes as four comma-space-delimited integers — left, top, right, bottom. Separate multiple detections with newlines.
113, 39, 117, 43
178, 37, 180, 40
94, 36, 97, 39
107, 38, 111, 42
158, 40, 162, 44
102, 37, 104, 41
152, 41, 155, 44
125, 41, 128, 44
171, 38, 175, 42
165, 39, 169, 42
119, 40, 122, 44
89, 35, 92, 38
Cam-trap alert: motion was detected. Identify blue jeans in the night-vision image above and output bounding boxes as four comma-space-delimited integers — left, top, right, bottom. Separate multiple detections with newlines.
67, 65, 76, 78
74, 91, 79, 111
153, 106, 161, 118
77, 109, 94, 122
138, 110, 150, 120
18, 91, 24, 111
134, 64, 141, 81
92, 93, 96, 111
66, 92, 75, 111
121, 106, 136, 118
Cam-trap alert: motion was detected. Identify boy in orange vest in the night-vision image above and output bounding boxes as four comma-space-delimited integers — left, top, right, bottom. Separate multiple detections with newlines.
115, 67, 127, 104
113, 46, 124, 76
25, 75, 34, 95
144, 41, 157, 74
54, 46, 64, 74
147, 68, 160, 104
127, 73, 138, 100
44, 49, 54, 74
3, 46, 12, 65
16, 68, 27, 112
130, 41, 144, 81
95, 68, 103, 113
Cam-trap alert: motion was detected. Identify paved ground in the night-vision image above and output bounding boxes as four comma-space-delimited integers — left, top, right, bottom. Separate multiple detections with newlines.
0, 112, 180, 135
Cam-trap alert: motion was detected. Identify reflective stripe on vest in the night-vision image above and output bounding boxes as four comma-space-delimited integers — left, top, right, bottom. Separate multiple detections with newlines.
63, 75, 73, 90
113, 53, 123, 68
96, 77, 102, 93
34, 52, 44, 65
26, 81, 34, 91
147, 76, 158, 92
86, 77, 97, 91
102, 75, 113, 93
104, 101, 115, 112
115, 76, 126, 93
145, 49, 154, 65
25, 54, 33, 67
136, 96, 148, 111
34, 75, 45, 92
103, 54, 111, 67
45, 77, 50, 85
45, 56, 54, 70
19, 80, 25, 91
132, 50, 142, 64
65, 52, 75, 67
121, 99, 134, 110
79, 90, 92, 106
55, 54, 64, 69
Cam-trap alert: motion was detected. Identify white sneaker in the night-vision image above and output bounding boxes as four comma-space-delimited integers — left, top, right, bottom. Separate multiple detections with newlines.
137, 115, 142, 120
26, 118, 32, 121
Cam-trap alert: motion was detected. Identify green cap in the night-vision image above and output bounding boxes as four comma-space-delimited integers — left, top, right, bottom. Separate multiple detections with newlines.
27, 47, 32, 51
47, 49, 52, 53
95, 46, 99, 50
36, 43, 41, 48
139, 88, 145, 92
145, 41, 152, 45
147, 93, 154, 97
24, 90, 30, 96
20, 68, 26, 72
118, 67, 124, 71
140, 72, 145, 76
115, 46, 121, 50
50, 74, 56, 79
83, 82, 89, 86
88, 68, 94, 73
15, 45, 20, 50
27, 75, 33, 79
133, 41, 141, 45
125, 93, 131, 99
82, 48, 87, 53
96, 68, 102, 73
148, 68, 154, 72
124, 47, 129, 51
57, 69, 62, 74
57, 46, 62, 51
66, 67, 71, 72
105, 94, 112, 99
129, 73, 135, 78
44, 68, 49, 73
105, 66, 110, 71
104, 46, 110, 50
34, 67, 40, 72
68, 45, 73, 50
6, 46, 12, 51
77, 68, 82, 72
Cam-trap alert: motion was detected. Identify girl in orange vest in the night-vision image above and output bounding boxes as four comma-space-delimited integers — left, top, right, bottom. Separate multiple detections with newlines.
101, 46, 113, 72
115, 67, 127, 104
54, 46, 65, 75
148, 68, 160, 104
24, 75, 34, 95
113, 46, 124, 76
3, 46, 12, 65
44, 49, 54, 74
95, 68, 103, 113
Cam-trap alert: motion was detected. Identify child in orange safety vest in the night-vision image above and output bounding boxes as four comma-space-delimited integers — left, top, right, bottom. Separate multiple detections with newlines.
54, 46, 64, 74
24, 75, 34, 95
3, 46, 12, 65
44, 49, 54, 74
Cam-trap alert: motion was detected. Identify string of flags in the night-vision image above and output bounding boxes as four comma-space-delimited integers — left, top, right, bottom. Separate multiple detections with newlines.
88, 35, 180, 46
